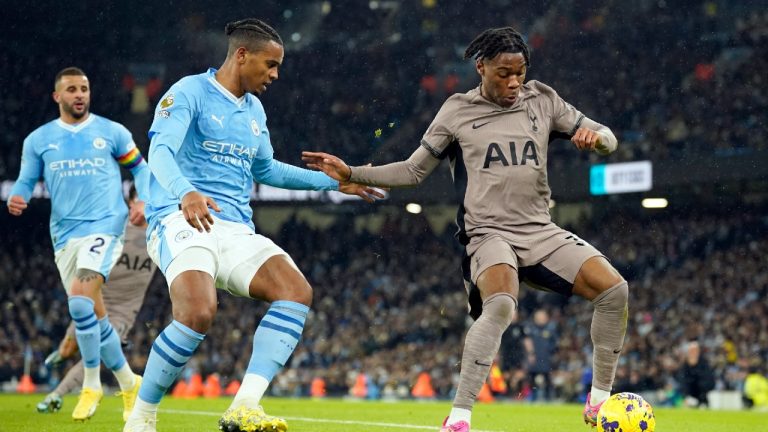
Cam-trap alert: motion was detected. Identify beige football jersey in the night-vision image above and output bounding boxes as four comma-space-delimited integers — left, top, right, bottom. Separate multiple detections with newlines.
102, 222, 156, 322
420, 80, 585, 243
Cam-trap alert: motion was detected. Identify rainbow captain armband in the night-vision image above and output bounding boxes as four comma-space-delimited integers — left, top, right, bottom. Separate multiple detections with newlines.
116, 146, 144, 169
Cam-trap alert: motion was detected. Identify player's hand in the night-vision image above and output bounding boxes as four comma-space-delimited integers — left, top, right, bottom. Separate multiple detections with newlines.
571, 127, 602, 151
338, 182, 387, 203
128, 199, 147, 227
7, 195, 28, 216
181, 191, 221, 233
301, 151, 352, 182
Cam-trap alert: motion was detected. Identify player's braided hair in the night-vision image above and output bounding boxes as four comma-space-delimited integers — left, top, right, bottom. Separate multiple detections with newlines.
225, 18, 283, 54
463, 27, 530, 67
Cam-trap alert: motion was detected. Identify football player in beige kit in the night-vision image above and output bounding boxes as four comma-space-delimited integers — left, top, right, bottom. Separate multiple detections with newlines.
37, 186, 158, 415
303, 27, 628, 431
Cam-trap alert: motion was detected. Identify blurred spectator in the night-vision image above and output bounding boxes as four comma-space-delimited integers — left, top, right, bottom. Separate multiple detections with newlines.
743, 365, 768, 410
524, 309, 558, 401
1, 0, 768, 404
678, 341, 716, 407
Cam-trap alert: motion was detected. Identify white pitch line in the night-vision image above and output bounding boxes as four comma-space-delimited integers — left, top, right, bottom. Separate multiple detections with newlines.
161, 408, 504, 432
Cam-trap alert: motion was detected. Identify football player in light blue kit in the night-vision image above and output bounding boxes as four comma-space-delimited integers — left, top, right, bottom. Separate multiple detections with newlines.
7, 67, 147, 422
124, 19, 382, 432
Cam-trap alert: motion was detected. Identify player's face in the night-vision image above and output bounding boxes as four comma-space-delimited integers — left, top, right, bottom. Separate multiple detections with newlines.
240, 40, 284, 95
477, 52, 526, 108
53, 75, 91, 119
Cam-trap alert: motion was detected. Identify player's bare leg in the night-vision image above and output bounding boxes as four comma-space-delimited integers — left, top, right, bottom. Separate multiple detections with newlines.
572, 256, 628, 426
442, 264, 518, 431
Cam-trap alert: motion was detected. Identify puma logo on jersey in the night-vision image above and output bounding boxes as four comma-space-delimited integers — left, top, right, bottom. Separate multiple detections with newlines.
47, 143, 60, 151
211, 114, 225, 128
482, 141, 540, 168
472, 121, 492, 129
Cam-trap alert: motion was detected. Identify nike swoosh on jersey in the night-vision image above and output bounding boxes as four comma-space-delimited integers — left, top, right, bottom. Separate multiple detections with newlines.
472, 121, 492, 129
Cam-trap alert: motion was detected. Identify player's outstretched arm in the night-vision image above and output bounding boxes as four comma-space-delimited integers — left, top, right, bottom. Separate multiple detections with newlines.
570, 118, 618, 155
303, 145, 441, 188
251, 157, 383, 203
301, 151, 352, 181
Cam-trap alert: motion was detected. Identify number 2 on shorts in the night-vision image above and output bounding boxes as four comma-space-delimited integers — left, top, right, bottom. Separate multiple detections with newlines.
89, 237, 105, 254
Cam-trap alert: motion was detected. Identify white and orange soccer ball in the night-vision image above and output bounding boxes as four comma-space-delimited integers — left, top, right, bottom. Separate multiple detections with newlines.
597, 392, 656, 432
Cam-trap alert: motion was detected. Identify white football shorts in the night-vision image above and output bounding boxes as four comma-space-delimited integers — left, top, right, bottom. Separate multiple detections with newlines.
54, 234, 124, 294
148, 210, 297, 297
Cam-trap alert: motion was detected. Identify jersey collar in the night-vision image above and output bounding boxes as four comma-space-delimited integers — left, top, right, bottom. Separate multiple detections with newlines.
206, 68, 246, 107
55, 114, 95, 133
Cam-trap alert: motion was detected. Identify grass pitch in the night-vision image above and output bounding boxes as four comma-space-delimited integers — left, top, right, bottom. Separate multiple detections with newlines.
1, 394, 764, 431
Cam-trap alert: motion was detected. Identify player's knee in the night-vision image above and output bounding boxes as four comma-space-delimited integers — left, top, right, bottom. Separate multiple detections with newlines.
270, 266, 313, 306
284, 280, 313, 307
175, 301, 217, 334
67, 295, 95, 318
482, 292, 517, 326
593, 280, 628, 312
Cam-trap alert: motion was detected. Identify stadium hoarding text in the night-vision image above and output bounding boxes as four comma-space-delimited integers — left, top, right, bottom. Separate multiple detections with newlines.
0, 180, 386, 204
590, 161, 652, 195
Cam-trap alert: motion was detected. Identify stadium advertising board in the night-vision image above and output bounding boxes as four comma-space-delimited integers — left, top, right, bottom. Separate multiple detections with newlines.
590, 161, 652, 195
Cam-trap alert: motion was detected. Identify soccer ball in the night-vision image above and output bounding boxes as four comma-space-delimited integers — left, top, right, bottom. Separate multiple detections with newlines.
597, 392, 656, 432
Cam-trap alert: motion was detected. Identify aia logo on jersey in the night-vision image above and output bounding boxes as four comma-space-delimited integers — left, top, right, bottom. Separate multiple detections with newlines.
115, 253, 154, 272
251, 119, 261, 136
482, 141, 540, 168
93, 137, 106, 150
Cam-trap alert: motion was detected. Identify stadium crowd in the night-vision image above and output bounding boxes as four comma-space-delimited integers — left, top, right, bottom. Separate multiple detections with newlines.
1, 0, 766, 179
2, 203, 766, 405
1, 0, 767, 409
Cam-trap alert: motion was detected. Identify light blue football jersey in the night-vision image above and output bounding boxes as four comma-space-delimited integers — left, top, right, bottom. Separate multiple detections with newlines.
147, 68, 336, 233
10, 115, 142, 250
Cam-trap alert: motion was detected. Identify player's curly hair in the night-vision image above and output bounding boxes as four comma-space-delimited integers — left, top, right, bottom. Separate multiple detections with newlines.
463, 27, 530, 67
225, 18, 282, 54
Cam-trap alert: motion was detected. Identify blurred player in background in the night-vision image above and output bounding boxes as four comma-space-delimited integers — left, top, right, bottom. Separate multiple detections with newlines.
303, 27, 628, 431
124, 18, 381, 432
7, 67, 148, 422
37, 186, 157, 415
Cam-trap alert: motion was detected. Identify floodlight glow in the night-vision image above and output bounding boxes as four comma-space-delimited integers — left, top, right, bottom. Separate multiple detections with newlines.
406, 203, 422, 214
642, 198, 668, 209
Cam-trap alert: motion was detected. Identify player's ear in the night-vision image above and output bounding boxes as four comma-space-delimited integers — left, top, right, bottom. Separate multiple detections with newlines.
235, 47, 248, 64
475, 58, 485, 77
52, 91, 60, 104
